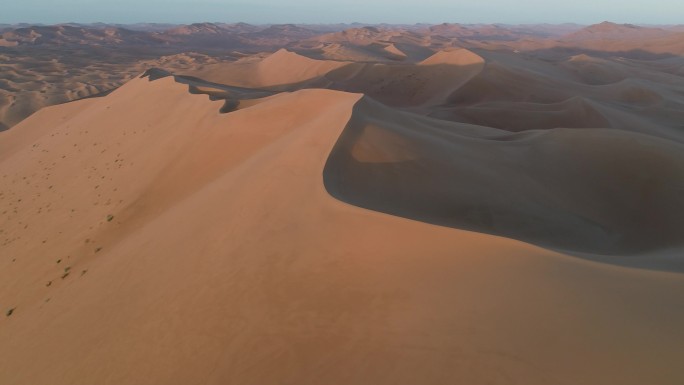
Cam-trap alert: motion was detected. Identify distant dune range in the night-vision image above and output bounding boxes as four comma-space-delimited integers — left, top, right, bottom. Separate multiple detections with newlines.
1, 21, 684, 385
3, 21, 684, 131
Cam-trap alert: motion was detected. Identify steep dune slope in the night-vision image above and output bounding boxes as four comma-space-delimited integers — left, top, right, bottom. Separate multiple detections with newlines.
325, 97, 684, 257
431, 96, 611, 131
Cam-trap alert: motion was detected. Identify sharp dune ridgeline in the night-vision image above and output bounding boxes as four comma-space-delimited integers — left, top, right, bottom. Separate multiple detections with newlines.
1, 21, 684, 385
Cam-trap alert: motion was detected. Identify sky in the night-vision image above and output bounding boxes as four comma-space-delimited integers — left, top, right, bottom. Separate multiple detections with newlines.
1, 0, 682, 25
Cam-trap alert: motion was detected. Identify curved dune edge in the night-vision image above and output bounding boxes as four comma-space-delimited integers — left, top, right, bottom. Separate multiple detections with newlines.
324, 95, 684, 263
0, 75, 684, 385
431, 96, 612, 132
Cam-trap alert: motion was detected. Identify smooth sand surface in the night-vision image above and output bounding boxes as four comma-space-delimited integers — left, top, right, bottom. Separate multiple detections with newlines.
1, 74, 684, 385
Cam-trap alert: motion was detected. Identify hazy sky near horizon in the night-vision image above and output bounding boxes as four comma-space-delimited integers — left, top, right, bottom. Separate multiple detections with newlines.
2, 0, 682, 25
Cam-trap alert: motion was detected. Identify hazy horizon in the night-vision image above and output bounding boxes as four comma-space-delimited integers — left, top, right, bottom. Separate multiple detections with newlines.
2, 0, 683, 25
4, 20, 684, 28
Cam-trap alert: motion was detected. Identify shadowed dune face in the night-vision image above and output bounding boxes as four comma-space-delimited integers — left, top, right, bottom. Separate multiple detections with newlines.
324, 97, 684, 256
430, 97, 611, 131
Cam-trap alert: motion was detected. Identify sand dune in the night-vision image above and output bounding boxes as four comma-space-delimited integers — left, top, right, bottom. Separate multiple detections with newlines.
187, 49, 485, 107
316, 42, 403, 62
561, 21, 674, 41
325, 96, 684, 256
0, 46, 225, 131
306, 41, 419, 62
1, 74, 683, 385
316, 49, 485, 106
418, 48, 484, 66
520, 22, 684, 57
2, 21, 684, 385
431, 96, 611, 131
315, 26, 427, 47
382, 44, 407, 59
183, 46, 684, 141
0, 23, 364, 131
188, 49, 349, 88
439, 51, 684, 139
253, 48, 349, 86
316, 26, 395, 45
5, 21, 684, 132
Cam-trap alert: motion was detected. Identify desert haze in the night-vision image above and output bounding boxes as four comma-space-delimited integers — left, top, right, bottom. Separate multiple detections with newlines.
1, 20, 684, 385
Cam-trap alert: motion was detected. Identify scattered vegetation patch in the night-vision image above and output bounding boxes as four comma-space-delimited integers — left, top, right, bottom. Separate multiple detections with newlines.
106, 214, 114, 222
6, 308, 15, 317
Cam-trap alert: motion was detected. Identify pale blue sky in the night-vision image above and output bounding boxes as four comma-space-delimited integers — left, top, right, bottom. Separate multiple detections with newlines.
1, 0, 682, 25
